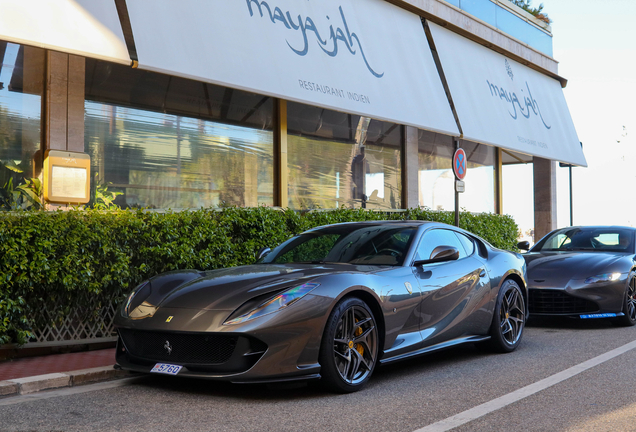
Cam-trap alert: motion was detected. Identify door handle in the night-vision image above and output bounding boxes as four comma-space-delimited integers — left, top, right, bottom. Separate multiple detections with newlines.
479, 269, 486, 278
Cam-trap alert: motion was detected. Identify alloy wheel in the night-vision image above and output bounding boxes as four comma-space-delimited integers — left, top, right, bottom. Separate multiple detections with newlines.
626, 277, 636, 322
499, 284, 525, 346
332, 305, 378, 385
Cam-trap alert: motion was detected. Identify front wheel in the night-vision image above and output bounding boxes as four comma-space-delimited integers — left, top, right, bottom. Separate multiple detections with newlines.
319, 297, 379, 393
484, 279, 526, 353
616, 275, 636, 327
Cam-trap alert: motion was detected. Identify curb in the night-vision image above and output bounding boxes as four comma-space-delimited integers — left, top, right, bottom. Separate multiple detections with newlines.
0, 366, 134, 397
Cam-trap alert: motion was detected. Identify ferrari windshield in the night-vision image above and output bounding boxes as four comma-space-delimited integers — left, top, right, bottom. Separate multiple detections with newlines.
259, 224, 417, 266
535, 228, 635, 253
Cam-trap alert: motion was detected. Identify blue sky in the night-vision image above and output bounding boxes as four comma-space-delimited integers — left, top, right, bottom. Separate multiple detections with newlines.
503, 0, 636, 236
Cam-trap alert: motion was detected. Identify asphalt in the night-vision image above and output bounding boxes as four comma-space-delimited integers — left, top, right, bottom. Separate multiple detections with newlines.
0, 348, 133, 397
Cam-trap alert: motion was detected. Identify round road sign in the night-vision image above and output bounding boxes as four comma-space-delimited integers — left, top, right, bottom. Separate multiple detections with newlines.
453, 148, 467, 180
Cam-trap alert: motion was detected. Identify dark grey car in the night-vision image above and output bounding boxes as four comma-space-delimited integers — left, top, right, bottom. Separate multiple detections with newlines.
115, 221, 527, 392
520, 226, 636, 326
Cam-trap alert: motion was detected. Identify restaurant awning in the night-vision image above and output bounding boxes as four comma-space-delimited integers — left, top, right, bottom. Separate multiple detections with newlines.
0, 0, 130, 65
124, 0, 459, 136
427, 21, 587, 167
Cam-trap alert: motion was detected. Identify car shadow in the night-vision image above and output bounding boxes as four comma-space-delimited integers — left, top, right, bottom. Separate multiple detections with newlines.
129, 373, 331, 400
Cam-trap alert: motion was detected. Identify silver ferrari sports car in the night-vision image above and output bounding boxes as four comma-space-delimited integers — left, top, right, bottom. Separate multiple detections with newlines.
519, 226, 636, 326
115, 221, 527, 392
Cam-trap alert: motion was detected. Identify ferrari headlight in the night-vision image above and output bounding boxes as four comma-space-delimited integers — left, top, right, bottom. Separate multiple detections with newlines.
584, 273, 621, 284
224, 282, 320, 325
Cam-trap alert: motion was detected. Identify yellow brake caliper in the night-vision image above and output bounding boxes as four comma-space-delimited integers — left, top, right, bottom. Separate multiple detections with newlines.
355, 319, 364, 355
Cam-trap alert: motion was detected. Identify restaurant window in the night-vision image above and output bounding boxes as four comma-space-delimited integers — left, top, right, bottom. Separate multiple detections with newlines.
461, 141, 495, 213
0, 42, 44, 210
418, 131, 495, 213
84, 59, 274, 209
287, 102, 402, 210
417, 130, 454, 211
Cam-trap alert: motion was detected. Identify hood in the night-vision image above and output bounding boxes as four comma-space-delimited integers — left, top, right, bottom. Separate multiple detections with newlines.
524, 252, 628, 285
142, 263, 370, 310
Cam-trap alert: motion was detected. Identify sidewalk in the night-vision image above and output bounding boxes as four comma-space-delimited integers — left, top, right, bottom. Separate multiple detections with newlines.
0, 348, 133, 397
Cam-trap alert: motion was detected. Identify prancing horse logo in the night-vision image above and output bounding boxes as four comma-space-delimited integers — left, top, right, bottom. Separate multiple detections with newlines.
164, 340, 172, 355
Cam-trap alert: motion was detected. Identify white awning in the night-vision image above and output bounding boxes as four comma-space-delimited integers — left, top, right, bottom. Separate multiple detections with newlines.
0, 0, 130, 65
125, 0, 459, 136
428, 22, 587, 167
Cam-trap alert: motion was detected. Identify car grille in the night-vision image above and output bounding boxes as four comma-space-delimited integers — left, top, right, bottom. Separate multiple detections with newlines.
118, 329, 238, 365
529, 289, 599, 315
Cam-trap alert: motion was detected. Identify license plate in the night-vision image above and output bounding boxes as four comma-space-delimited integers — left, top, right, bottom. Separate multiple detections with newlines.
150, 363, 183, 375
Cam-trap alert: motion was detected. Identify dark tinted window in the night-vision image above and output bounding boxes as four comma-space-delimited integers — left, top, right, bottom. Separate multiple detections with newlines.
535, 228, 635, 253
286, 102, 402, 210
261, 225, 416, 266
84, 59, 274, 209
0, 42, 44, 210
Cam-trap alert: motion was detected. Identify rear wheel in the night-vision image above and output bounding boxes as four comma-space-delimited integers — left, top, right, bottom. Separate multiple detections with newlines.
319, 297, 378, 393
616, 275, 636, 327
483, 279, 526, 353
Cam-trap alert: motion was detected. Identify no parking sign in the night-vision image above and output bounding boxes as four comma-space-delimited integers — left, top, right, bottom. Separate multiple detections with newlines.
452, 148, 467, 180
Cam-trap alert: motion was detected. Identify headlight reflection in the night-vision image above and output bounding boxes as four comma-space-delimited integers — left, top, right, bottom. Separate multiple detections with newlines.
224, 282, 320, 325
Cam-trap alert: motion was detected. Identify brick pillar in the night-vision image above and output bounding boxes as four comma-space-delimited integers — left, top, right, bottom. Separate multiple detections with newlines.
43, 51, 85, 152
403, 126, 419, 209
533, 157, 557, 241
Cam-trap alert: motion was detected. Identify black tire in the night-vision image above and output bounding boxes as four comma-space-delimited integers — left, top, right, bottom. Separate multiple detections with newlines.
483, 279, 526, 353
616, 275, 636, 327
318, 297, 379, 393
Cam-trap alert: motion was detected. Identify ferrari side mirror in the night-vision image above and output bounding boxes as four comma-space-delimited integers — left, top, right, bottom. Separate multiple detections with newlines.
413, 246, 460, 266
256, 247, 271, 260
517, 241, 530, 251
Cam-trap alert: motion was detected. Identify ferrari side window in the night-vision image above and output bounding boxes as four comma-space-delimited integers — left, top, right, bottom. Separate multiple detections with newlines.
415, 229, 467, 262
454, 232, 475, 256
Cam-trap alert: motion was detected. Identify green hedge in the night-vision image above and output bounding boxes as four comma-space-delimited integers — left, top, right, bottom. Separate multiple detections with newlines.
0, 207, 518, 345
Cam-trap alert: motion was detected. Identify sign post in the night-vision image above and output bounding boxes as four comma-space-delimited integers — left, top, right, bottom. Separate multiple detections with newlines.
452, 146, 467, 227
559, 143, 582, 226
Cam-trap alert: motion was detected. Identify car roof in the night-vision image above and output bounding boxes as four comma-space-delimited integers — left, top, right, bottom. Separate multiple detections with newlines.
305, 220, 444, 232
557, 226, 636, 232
303, 220, 495, 254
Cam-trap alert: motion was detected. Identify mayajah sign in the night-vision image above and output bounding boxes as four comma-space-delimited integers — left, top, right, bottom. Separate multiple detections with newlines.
245, 2, 384, 78
427, 22, 587, 167
487, 59, 551, 131
125, 0, 459, 135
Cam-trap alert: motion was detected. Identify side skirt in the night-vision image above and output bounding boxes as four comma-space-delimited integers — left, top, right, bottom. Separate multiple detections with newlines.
379, 335, 491, 365
231, 373, 321, 385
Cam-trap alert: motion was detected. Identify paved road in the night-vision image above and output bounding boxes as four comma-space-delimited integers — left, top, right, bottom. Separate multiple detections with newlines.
2, 318, 635, 432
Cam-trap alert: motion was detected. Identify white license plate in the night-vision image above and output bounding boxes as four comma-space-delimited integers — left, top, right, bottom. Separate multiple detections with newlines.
150, 363, 183, 375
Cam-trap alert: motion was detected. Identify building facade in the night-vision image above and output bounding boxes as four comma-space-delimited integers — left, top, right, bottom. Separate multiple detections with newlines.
0, 0, 586, 239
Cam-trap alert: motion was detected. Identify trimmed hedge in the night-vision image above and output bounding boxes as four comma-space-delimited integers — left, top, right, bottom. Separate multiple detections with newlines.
0, 207, 518, 345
